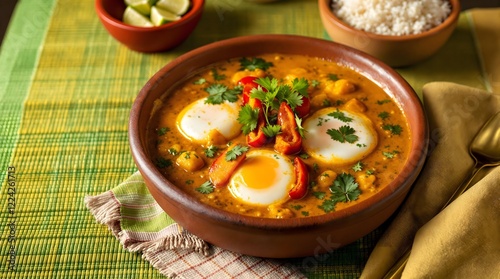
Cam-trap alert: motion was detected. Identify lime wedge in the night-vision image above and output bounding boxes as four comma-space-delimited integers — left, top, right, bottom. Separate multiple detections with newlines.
123, 6, 154, 27
156, 0, 190, 16
150, 6, 181, 26
125, 0, 153, 16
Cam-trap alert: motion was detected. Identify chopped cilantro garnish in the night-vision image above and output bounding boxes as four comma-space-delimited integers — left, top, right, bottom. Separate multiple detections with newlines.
239, 57, 273, 71
382, 124, 402, 135
378, 111, 390, 120
211, 68, 226, 81
319, 199, 336, 213
328, 109, 353, 123
196, 181, 215, 194
291, 204, 303, 210
157, 127, 170, 136
168, 148, 178, 155
225, 145, 249, 161
352, 161, 363, 172
376, 99, 391, 105
330, 173, 360, 203
311, 80, 320, 87
301, 211, 310, 217
295, 115, 307, 138
322, 99, 331, 107
383, 150, 399, 159
313, 191, 326, 200
193, 78, 206, 85
328, 74, 339, 81
155, 157, 172, 168
327, 125, 359, 143
205, 84, 242, 105
185, 180, 194, 185
299, 153, 310, 159
204, 145, 219, 158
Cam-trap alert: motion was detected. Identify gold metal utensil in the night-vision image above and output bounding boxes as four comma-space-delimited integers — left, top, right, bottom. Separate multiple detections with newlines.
383, 111, 500, 279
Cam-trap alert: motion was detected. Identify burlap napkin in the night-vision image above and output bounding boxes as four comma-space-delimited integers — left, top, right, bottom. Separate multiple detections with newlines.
84, 172, 305, 279
361, 82, 500, 278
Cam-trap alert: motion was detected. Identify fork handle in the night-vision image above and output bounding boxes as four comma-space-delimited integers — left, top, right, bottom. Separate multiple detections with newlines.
382, 163, 486, 279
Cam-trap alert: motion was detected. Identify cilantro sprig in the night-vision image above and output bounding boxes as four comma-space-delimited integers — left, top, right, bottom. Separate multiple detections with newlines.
327, 125, 359, 143
196, 181, 215, 194
328, 109, 353, 123
205, 84, 242, 105
225, 145, 249, 161
318, 173, 361, 213
239, 57, 273, 71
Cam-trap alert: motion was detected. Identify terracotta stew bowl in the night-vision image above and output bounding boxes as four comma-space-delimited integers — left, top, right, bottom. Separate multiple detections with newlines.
129, 35, 428, 258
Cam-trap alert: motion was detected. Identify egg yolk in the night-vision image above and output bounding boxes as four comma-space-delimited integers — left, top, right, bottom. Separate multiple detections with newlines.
237, 156, 279, 189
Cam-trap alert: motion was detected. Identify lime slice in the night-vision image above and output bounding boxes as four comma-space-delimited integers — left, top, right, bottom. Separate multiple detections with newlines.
123, 6, 154, 27
125, 0, 153, 16
155, 0, 190, 16
150, 6, 181, 26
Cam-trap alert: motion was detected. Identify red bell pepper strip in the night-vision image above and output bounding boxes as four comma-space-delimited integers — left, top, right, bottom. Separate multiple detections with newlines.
295, 96, 311, 118
208, 144, 247, 187
238, 76, 259, 105
274, 102, 302, 155
289, 157, 309, 199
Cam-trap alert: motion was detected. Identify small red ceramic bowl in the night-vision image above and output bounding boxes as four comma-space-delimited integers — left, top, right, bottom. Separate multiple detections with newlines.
95, 0, 204, 52
129, 34, 428, 258
319, 0, 460, 67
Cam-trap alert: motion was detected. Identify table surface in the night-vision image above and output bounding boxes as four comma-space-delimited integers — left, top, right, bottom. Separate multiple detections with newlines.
0, 0, 498, 278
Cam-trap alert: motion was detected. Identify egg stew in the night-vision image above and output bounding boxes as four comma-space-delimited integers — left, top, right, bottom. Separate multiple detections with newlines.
149, 53, 411, 219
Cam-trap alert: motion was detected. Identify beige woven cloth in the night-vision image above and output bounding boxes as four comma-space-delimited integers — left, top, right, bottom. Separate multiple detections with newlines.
361, 82, 500, 278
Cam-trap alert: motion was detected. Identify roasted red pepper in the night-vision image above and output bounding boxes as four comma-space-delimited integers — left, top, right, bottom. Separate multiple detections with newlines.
247, 112, 267, 147
295, 96, 311, 118
238, 76, 259, 105
289, 157, 309, 199
274, 102, 302, 155
208, 144, 247, 187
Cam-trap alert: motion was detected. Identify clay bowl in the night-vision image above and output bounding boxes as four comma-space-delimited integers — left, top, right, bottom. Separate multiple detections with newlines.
129, 34, 428, 258
95, 0, 204, 52
319, 0, 461, 67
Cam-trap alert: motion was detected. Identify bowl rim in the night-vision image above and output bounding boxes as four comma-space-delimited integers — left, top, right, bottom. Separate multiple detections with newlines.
129, 34, 428, 230
95, 0, 205, 31
319, 0, 461, 41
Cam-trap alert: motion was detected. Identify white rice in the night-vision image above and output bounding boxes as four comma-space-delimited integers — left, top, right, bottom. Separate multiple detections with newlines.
331, 0, 451, 36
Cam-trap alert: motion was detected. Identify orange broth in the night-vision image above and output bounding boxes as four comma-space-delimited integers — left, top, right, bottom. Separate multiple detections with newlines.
149, 53, 411, 218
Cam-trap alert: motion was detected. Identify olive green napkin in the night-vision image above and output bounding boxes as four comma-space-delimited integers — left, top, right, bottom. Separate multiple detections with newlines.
361, 82, 500, 278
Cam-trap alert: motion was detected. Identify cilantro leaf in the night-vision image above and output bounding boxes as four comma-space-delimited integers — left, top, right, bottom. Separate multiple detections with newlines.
319, 199, 336, 213
313, 191, 326, 200
205, 84, 242, 104
291, 78, 309, 97
193, 78, 206, 85
196, 181, 215, 194
327, 125, 359, 143
352, 161, 363, 172
237, 105, 260, 135
378, 111, 390, 120
225, 145, 249, 161
157, 127, 170, 136
204, 145, 219, 158
383, 150, 399, 159
239, 57, 273, 71
211, 68, 226, 81
295, 115, 307, 138
155, 157, 172, 168
261, 124, 281, 138
329, 173, 360, 202
382, 124, 402, 135
328, 74, 339, 81
328, 109, 353, 123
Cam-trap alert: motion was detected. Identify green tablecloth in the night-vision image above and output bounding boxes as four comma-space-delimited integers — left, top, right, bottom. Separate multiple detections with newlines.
0, 0, 496, 278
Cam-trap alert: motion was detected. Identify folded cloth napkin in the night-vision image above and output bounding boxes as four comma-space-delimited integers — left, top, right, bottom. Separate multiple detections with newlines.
84, 172, 305, 279
361, 82, 500, 278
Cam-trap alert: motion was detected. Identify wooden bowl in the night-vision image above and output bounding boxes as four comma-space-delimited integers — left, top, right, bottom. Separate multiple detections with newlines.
95, 0, 204, 52
128, 34, 428, 258
318, 0, 460, 67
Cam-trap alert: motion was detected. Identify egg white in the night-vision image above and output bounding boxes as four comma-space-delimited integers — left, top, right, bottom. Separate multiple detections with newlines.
302, 108, 378, 165
228, 150, 295, 206
176, 98, 242, 145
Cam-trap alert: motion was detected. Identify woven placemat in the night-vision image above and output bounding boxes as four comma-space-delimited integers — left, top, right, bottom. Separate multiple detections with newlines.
0, 0, 492, 278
